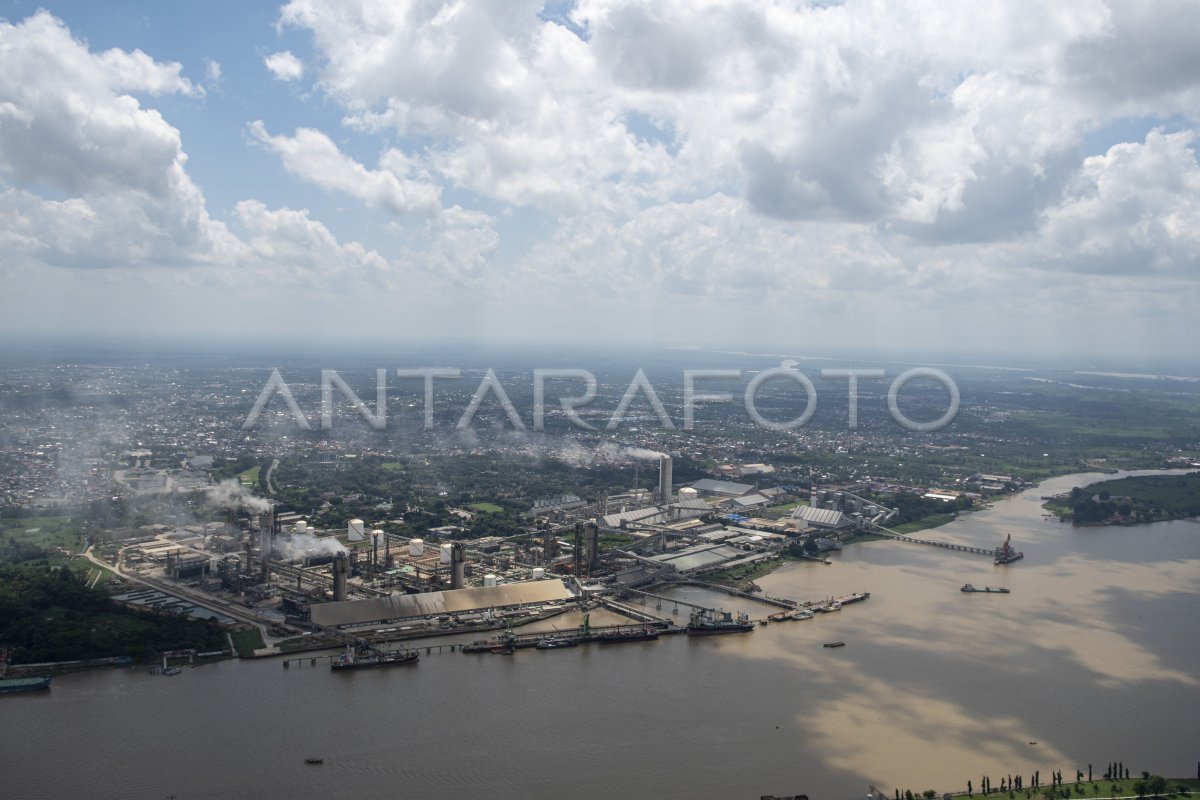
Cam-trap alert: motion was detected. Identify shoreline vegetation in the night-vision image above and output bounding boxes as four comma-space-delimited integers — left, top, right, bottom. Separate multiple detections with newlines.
934, 775, 1200, 800
1041, 471, 1200, 525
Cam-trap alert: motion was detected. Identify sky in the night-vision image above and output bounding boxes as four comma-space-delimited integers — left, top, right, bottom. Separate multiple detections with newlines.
0, 1, 1197, 361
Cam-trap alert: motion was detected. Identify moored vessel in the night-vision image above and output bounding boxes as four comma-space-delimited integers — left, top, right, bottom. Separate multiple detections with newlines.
0, 675, 51, 694
331, 644, 419, 670
686, 609, 754, 636
994, 533, 1024, 565
0, 648, 50, 694
595, 627, 660, 643
534, 636, 579, 649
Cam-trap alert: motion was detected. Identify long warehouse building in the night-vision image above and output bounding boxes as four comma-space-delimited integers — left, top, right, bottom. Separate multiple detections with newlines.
310, 579, 575, 628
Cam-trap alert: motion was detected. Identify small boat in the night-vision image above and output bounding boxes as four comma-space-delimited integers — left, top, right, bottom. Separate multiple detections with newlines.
162, 666, 182, 676
961, 584, 1010, 593
823, 641, 846, 648
489, 645, 515, 655
304, 758, 323, 765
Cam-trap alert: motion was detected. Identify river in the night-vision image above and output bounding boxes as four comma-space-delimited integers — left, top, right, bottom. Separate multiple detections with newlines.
3, 471, 1198, 799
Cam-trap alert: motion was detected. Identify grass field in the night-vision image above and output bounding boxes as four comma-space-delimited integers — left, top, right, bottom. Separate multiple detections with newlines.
1042, 497, 1072, 516
1, 514, 85, 551
468, 502, 504, 513
229, 628, 266, 657
889, 513, 957, 535
237, 465, 261, 485
765, 500, 807, 515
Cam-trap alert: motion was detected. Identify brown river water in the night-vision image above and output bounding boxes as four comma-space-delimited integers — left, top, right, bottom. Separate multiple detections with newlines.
2, 471, 1198, 799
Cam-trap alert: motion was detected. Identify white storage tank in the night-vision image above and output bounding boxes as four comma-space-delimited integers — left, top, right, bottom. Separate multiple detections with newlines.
483, 573, 498, 587
409, 538, 424, 557
372, 529, 385, 543
295, 520, 308, 534
531, 567, 546, 580
439, 543, 453, 564
347, 519, 365, 541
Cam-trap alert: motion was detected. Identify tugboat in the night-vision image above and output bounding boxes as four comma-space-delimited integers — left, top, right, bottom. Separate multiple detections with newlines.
304, 758, 324, 765
330, 643, 419, 670
686, 609, 754, 636
822, 641, 846, 648
768, 607, 815, 622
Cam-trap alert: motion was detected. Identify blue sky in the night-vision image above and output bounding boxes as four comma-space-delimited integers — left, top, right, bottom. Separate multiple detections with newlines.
0, 1, 1198, 360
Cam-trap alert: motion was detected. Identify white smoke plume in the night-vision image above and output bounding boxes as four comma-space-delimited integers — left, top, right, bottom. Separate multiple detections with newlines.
550, 441, 665, 467
203, 478, 272, 513
622, 447, 666, 460
274, 533, 347, 561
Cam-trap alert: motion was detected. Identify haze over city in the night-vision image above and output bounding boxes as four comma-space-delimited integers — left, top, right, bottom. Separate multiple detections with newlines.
2, 4, 1199, 800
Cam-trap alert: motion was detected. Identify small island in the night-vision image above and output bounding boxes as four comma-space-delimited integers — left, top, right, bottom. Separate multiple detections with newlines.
1044, 472, 1200, 525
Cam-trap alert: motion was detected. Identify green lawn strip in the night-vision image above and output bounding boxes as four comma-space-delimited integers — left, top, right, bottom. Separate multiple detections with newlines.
230, 627, 266, 657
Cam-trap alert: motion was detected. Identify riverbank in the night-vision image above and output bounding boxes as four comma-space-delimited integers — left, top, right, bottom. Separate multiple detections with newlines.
941, 776, 1200, 800
1040, 471, 1200, 525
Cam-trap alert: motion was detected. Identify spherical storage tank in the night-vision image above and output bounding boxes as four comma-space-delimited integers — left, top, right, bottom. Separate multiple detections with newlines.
409, 538, 424, 556
348, 519, 365, 541
531, 567, 546, 580
439, 543, 453, 564
483, 574, 498, 587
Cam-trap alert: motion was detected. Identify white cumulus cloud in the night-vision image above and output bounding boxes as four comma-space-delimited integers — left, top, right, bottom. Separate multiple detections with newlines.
264, 50, 305, 81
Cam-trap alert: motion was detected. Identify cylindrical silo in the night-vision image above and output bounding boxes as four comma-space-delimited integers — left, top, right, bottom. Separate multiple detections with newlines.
450, 542, 465, 589
531, 567, 546, 580
332, 552, 349, 602
347, 519, 365, 541
483, 573, 497, 587
409, 538, 424, 557
659, 455, 673, 505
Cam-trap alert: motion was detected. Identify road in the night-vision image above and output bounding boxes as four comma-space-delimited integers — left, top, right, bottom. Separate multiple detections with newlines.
81, 546, 275, 644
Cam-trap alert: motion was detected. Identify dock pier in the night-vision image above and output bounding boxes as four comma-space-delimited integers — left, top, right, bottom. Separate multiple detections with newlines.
671, 580, 798, 609
867, 524, 1024, 562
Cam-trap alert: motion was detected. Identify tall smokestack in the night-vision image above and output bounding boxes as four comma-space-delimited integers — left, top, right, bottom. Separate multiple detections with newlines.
258, 508, 274, 582
572, 522, 583, 576
450, 542, 465, 590
584, 521, 600, 576
659, 455, 673, 505
332, 553, 349, 601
